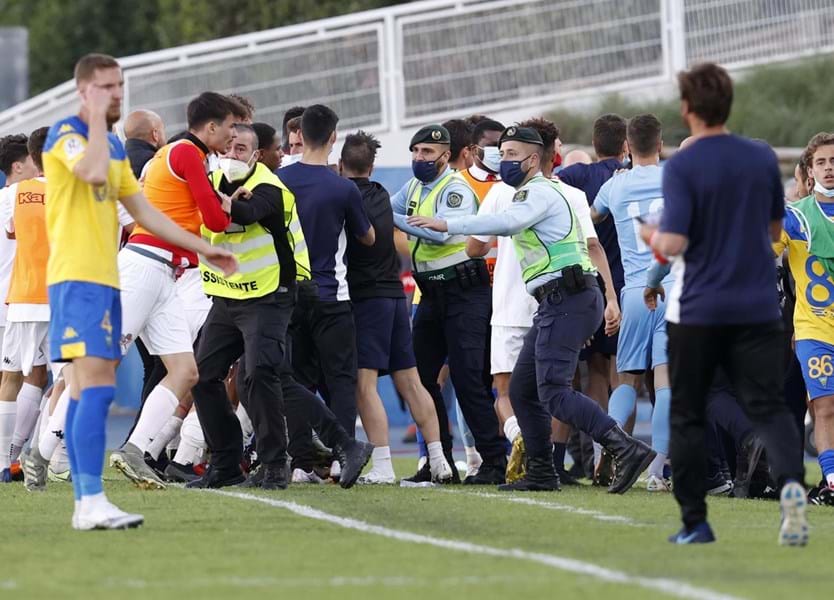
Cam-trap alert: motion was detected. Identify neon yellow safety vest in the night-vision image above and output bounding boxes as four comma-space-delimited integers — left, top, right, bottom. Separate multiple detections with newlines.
405, 171, 473, 275
200, 163, 309, 299
512, 176, 595, 284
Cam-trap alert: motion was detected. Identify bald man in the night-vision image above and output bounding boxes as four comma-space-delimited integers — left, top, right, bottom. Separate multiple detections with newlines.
124, 109, 166, 179
562, 149, 593, 168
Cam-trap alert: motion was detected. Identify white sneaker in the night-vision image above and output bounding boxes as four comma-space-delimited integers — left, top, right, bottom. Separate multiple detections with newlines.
357, 469, 396, 485
48, 466, 72, 483
291, 468, 324, 484
646, 474, 672, 492
329, 459, 341, 482
779, 481, 808, 546
73, 500, 144, 531
430, 458, 453, 484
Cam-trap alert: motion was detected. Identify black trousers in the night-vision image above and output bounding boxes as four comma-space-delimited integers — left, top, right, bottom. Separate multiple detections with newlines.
290, 299, 358, 436
413, 279, 503, 461
667, 320, 803, 528
193, 290, 293, 471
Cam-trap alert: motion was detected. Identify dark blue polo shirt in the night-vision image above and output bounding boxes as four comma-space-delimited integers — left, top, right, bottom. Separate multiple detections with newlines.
660, 134, 784, 325
278, 162, 371, 302
559, 158, 625, 293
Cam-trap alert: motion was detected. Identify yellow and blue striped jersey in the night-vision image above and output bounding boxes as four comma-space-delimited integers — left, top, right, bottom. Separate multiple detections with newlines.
774, 202, 834, 344
43, 116, 139, 288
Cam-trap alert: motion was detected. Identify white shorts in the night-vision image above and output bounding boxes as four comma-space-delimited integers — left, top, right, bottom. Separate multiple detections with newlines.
490, 325, 529, 375
176, 268, 212, 343
118, 247, 194, 357
2, 321, 48, 375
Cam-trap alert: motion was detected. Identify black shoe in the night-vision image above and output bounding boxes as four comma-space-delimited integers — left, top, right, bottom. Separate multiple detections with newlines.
730, 435, 765, 499
402, 461, 431, 484
335, 440, 374, 489
185, 465, 246, 489
592, 449, 615, 487
144, 451, 169, 480
260, 462, 289, 490
164, 461, 199, 483
464, 456, 507, 485
240, 465, 264, 488
808, 480, 834, 506
498, 454, 561, 492
555, 465, 580, 486
705, 471, 732, 496
600, 425, 656, 494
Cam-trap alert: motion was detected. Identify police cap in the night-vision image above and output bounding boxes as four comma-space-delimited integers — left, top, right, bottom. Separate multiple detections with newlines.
409, 124, 451, 150
499, 126, 544, 148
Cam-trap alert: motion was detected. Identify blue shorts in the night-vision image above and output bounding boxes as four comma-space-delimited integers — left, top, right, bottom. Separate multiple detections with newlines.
616, 286, 668, 373
795, 339, 834, 401
48, 281, 122, 363
354, 296, 416, 372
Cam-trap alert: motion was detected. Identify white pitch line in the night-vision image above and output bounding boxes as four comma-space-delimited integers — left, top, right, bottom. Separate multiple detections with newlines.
208, 489, 743, 600
440, 489, 643, 526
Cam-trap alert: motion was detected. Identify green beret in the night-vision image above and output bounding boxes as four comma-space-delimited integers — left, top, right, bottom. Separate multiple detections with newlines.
409, 124, 451, 150
499, 126, 544, 148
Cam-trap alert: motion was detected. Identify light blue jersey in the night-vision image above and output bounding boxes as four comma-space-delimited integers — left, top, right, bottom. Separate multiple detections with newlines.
593, 164, 673, 291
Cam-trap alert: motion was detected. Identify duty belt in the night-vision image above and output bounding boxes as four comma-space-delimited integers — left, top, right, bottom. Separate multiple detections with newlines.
533, 273, 598, 303
414, 259, 489, 288
125, 244, 189, 281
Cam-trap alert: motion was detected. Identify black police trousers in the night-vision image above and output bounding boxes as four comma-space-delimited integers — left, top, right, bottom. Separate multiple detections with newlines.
193, 289, 293, 471
667, 320, 803, 529
413, 278, 504, 461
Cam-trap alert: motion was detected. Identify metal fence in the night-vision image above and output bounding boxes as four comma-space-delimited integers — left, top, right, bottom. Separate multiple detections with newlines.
1, 0, 832, 138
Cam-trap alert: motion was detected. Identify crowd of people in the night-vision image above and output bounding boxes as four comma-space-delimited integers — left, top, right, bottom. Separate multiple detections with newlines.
0, 53, 826, 546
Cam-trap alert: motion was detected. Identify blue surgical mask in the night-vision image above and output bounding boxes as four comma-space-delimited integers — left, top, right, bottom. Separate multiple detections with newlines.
412, 160, 439, 183
499, 155, 533, 188
480, 146, 501, 173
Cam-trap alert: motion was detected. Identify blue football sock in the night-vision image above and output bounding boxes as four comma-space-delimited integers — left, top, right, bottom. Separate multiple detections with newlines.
72, 386, 115, 497
819, 449, 834, 486
63, 398, 82, 501
652, 387, 671, 456
608, 384, 637, 428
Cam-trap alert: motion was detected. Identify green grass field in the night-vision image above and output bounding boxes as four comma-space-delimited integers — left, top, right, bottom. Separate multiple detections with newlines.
1, 459, 829, 600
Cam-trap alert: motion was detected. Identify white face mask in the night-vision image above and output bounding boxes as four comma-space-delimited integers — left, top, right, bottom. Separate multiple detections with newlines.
282, 153, 302, 167
480, 145, 501, 173
814, 179, 834, 198
218, 151, 256, 182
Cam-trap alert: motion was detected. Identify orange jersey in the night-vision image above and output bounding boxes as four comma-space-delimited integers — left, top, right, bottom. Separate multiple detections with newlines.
8, 177, 49, 304
461, 167, 499, 284
130, 137, 229, 263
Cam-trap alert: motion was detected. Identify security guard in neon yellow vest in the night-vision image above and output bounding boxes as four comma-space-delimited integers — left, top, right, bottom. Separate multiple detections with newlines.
391, 124, 506, 484
409, 126, 654, 493
189, 123, 305, 491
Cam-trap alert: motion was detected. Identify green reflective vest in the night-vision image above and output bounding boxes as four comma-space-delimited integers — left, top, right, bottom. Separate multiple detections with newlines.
200, 163, 310, 299
406, 171, 473, 275
790, 195, 834, 280
512, 176, 595, 284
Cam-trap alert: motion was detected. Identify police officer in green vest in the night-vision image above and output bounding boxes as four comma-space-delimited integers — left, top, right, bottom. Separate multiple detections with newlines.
187, 123, 364, 490
391, 124, 506, 484
409, 126, 654, 493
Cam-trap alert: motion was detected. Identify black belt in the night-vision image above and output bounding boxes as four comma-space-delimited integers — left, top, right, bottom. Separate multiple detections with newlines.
125, 244, 188, 280
415, 259, 489, 289
533, 274, 598, 303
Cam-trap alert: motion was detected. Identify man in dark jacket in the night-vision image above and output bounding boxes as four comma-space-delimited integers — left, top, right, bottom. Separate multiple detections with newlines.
124, 109, 166, 179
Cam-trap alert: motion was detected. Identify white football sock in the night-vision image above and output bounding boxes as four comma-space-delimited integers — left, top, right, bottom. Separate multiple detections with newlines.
127, 384, 178, 453
39, 386, 70, 461
146, 415, 183, 460
173, 411, 205, 465
370, 446, 394, 475
649, 452, 667, 479
427, 441, 445, 466
166, 432, 180, 453
235, 402, 253, 441
503, 416, 521, 443
51, 442, 70, 473
593, 441, 602, 466
11, 383, 43, 460
0, 401, 16, 469
464, 446, 482, 468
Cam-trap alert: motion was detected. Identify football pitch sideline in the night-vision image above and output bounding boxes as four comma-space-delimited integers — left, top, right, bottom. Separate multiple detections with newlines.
1, 460, 828, 600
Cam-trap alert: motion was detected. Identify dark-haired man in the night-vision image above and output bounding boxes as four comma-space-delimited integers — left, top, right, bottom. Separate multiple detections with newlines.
443, 118, 475, 171
281, 106, 305, 154
643, 62, 806, 545
341, 130, 452, 484
252, 122, 282, 171
110, 91, 239, 490
410, 126, 653, 493
559, 114, 628, 468
280, 105, 374, 479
